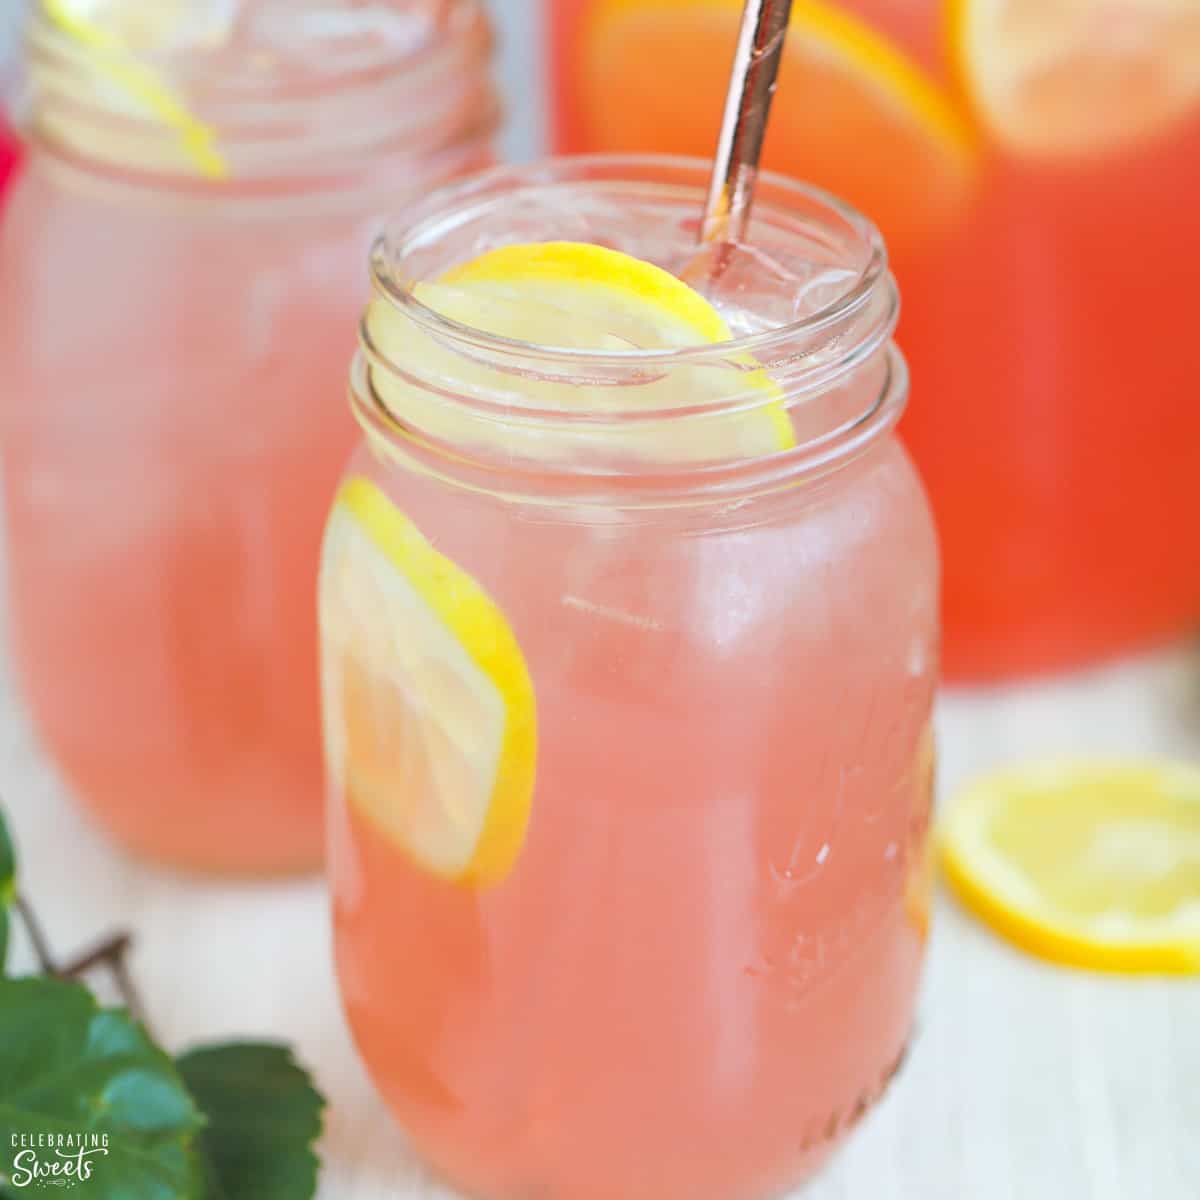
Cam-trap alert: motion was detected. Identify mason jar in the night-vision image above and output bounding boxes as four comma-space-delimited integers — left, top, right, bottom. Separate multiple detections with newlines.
0, 0, 499, 873
319, 156, 940, 1200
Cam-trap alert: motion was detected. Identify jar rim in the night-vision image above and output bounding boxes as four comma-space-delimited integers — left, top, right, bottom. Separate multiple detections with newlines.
371, 153, 892, 370
20, 0, 497, 189
353, 155, 907, 506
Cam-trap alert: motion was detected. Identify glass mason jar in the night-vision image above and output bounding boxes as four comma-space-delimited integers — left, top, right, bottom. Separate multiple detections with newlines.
320, 158, 940, 1200
0, 0, 499, 873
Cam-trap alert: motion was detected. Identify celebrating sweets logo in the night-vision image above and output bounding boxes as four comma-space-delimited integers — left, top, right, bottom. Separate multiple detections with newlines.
7, 1133, 110, 1189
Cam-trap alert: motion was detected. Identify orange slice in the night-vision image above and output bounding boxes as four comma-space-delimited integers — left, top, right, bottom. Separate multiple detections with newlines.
948, 0, 1200, 159
578, 0, 976, 250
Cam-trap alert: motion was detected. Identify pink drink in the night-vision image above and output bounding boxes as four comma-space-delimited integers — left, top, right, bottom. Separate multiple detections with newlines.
322, 159, 939, 1198
0, 1, 497, 873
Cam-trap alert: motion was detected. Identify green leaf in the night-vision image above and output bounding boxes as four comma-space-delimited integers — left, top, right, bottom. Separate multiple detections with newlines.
177, 1043, 324, 1200
0, 810, 15, 973
0, 976, 204, 1199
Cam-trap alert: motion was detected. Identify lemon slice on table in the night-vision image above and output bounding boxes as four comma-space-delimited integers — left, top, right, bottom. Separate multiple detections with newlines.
320, 476, 536, 887
577, 0, 976, 249
366, 240, 796, 461
941, 761, 1200, 973
947, 0, 1200, 159
38, 0, 228, 177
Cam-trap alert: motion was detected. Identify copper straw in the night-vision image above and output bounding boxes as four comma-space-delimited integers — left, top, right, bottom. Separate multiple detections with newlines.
698, 0, 795, 249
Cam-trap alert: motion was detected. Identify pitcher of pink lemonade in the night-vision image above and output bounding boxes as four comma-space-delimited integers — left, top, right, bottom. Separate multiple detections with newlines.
549, 0, 1200, 680
319, 156, 939, 1200
0, 0, 499, 873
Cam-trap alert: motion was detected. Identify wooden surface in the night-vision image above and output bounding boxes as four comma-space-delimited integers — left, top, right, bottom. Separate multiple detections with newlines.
4, 639, 1199, 1199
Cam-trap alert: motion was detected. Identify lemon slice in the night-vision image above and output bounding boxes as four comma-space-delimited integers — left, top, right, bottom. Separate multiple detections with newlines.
577, 0, 975, 248
440, 241, 737, 344
941, 761, 1200, 973
948, 0, 1200, 159
320, 476, 536, 886
38, 0, 228, 177
366, 240, 796, 463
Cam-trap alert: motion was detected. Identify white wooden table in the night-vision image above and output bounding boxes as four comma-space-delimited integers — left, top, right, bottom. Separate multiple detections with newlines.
4, 636, 1198, 1199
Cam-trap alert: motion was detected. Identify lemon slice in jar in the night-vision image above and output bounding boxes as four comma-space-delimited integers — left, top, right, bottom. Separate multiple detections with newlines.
941, 761, 1200, 973
321, 476, 537, 887
365, 240, 797, 462
948, 0, 1200, 159
38, 0, 229, 177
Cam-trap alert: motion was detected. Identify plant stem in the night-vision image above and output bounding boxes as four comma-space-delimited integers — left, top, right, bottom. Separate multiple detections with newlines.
108, 948, 148, 1026
13, 893, 57, 973
13, 895, 146, 1025
60, 932, 130, 978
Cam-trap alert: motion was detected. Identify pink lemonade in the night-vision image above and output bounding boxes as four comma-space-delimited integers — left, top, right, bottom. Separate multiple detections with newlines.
2, 182, 365, 871
0, 0, 497, 873
322, 160, 939, 1199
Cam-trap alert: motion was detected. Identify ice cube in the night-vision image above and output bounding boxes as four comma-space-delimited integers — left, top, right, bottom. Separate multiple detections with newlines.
397, 185, 866, 347
677, 240, 861, 336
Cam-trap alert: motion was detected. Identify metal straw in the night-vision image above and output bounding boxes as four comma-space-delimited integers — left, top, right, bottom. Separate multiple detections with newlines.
698, 0, 795, 250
